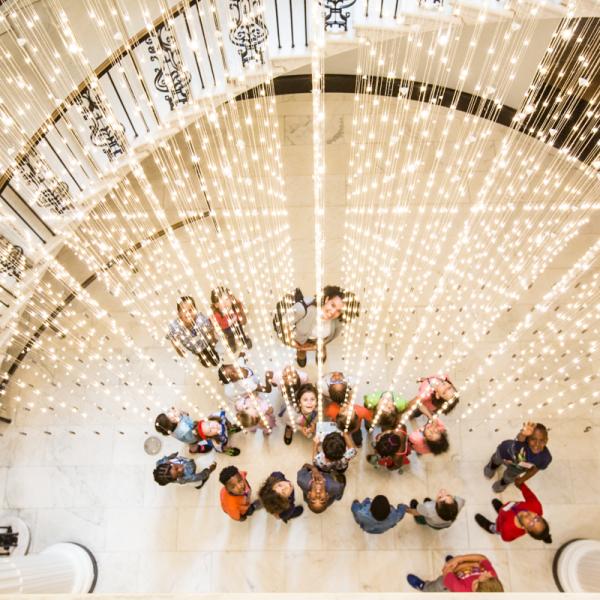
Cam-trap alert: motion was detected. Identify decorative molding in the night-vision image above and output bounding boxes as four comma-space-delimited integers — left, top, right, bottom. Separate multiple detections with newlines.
0, 235, 26, 280
146, 22, 192, 110
321, 0, 357, 32
75, 87, 125, 160
16, 149, 73, 215
228, 0, 268, 66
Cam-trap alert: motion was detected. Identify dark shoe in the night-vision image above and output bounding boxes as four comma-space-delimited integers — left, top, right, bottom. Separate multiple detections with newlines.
316, 347, 327, 365
484, 460, 497, 479
296, 351, 306, 368
208, 461, 217, 473
244, 337, 253, 350
423, 497, 432, 503
225, 447, 241, 456
288, 506, 303, 520
407, 574, 425, 591
492, 479, 508, 493
414, 515, 427, 525
410, 499, 419, 509
284, 425, 293, 445
475, 513, 495, 534
445, 555, 454, 562
492, 498, 503, 513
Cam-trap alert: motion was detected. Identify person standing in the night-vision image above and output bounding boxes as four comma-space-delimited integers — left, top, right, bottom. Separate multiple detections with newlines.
219, 466, 261, 521
351, 495, 407, 534
276, 286, 359, 367
474, 483, 552, 544
484, 422, 552, 492
167, 296, 220, 367
407, 554, 503, 592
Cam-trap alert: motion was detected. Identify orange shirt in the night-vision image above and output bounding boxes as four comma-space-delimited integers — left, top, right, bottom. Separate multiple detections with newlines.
220, 471, 251, 520
325, 402, 373, 426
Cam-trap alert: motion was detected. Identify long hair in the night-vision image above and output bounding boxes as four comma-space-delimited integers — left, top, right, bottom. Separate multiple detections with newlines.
259, 475, 291, 514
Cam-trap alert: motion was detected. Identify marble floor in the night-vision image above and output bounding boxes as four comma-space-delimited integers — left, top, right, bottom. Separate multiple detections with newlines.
2, 355, 600, 593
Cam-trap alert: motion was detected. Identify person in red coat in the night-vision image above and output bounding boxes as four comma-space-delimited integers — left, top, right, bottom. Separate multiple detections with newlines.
474, 483, 552, 544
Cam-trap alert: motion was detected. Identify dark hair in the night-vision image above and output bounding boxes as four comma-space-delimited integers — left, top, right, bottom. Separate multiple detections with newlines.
336, 410, 358, 432
528, 518, 552, 543
176, 295, 196, 313
295, 383, 318, 412
379, 410, 399, 431
432, 393, 460, 415
210, 286, 236, 314
426, 431, 450, 455
329, 382, 347, 404
259, 475, 291, 514
218, 364, 241, 385
375, 432, 401, 457
219, 465, 240, 486
321, 285, 360, 324
322, 432, 346, 460
370, 495, 391, 521
435, 499, 459, 522
531, 423, 549, 440
153, 462, 175, 486
155, 413, 176, 435
280, 369, 302, 405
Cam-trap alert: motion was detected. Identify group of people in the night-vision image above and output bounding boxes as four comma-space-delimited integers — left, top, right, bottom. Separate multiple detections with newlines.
151, 285, 554, 593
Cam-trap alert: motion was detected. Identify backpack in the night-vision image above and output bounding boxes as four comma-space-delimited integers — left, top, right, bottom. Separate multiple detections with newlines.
272, 288, 314, 344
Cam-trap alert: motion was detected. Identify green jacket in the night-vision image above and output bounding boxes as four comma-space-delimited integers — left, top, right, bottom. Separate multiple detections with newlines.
363, 391, 408, 412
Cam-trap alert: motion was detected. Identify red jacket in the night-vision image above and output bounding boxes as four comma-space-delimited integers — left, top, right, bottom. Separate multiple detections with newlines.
496, 483, 543, 542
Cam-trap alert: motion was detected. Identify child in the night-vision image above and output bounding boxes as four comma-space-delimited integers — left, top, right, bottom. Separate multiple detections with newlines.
484, 421, 552, 493
271, 364, 309, 418
166, 296, 220, 367
219, 466, 261, 521
153, 452, 216, 487
154, 407, 200, 446
408, 418, 449, 455
218, 356, 273, 400
474, 483, 552, 544
319, 371, 355, 403
407, 489, 465, 529
258, 471, 303, 522
407, 554, 503, 592
351, 495, 407, 534
407, 374, 460, 417
313, 431, 357, 473
364, 390, 408, 430
296, 463, 345, 514
192, 410, 241, 456
235, 392, 276, 433
210, 286, 252, 353
333, 402, 372, 447
283, 383, 319, 445
366, 429, 410, 471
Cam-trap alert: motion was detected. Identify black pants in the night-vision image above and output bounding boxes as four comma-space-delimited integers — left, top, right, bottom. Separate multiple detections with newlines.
196, 346, 220, 367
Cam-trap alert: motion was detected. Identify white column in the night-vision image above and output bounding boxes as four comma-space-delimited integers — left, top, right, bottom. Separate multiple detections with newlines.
554, 539, 600, 593
0, 542, 97, 594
